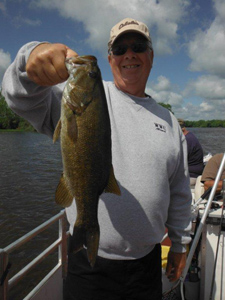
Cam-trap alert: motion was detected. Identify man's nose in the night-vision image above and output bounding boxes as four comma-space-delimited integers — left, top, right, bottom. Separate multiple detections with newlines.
124, 46, 137, 58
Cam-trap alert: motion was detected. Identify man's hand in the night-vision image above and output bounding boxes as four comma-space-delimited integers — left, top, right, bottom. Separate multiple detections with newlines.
26, 43, 78, 86
166, 251, 186, 282
204, 180, 222, 194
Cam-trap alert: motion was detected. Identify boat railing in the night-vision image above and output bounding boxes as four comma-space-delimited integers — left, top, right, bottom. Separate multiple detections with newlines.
0, 210, 68, 300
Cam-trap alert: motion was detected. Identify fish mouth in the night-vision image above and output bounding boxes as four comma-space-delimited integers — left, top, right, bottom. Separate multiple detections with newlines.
66, 56, 97, 67
66, 56, 98, 75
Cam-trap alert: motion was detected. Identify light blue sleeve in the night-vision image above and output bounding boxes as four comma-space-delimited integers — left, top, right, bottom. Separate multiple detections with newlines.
166, 123, 192, 253
1, 42, 63, 138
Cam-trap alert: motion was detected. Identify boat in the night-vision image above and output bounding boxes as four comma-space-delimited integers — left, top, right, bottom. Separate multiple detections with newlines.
162, 153, 225, 300
1, 154, 224, 300
0, 210, 68, 300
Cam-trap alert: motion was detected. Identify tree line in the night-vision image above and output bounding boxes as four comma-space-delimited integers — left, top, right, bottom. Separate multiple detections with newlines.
0, 91, 225, 130
0, 90, 35, 131
184, 119, 225, 128
156, 103, 225, 128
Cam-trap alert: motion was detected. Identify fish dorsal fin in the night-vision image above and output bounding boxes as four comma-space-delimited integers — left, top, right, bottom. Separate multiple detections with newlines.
104, 165, 121, 196
53, 119, 62, 143
55, 175, 74, 207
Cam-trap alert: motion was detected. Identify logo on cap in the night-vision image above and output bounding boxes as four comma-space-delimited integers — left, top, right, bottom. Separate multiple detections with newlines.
119, 20, 139, 30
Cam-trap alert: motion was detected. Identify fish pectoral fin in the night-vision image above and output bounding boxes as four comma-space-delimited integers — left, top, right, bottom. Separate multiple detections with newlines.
70, 225, 100, 268
67, 115, 78, 143
53, 120, 62, 143
104, 165, 121, 196
55, 175, 73, 207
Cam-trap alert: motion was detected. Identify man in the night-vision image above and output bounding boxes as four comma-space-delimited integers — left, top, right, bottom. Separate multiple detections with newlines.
178, 119, 204, 186
2, 18, 192, 299
202, 153, 225, 194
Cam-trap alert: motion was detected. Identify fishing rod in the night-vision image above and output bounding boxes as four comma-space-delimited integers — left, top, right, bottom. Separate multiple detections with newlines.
180, 152, 225, 300
162, 184, 214, 299
209, 179, 225, 300
191, 186, 212, 211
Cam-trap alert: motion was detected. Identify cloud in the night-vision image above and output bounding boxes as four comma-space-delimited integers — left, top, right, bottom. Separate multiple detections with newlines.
146, 75, 184, 108
147, 74, 225, 121
30, 0, 190, 55
199, 101, 215, 112
180, 74, 225, 120
181, 0, 225, 120
174, 99, 225, 121
22, 17, 42, 26
150, 75, 171, 91
0, 49, 11, 83
0, 1, 42, 28
185, 75, 225, 100
188, 1, 225, 78
214, 0, 225, 20
12, 15, 42, 28
0, 1, 6, 14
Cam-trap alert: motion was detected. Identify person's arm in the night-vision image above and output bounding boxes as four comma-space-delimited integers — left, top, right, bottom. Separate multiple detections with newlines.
166, 251, 186, 282
201, 154, 224, 194
2, 42, 77, 137
165, 123, 192, 282
204, 180, 223, 193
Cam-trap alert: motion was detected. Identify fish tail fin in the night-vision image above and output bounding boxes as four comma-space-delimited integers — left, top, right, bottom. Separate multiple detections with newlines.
70, 224, 100, 268
86, 226, 100, 268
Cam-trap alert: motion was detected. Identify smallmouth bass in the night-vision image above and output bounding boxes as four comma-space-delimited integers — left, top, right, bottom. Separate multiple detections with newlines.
53, 55, 121, 267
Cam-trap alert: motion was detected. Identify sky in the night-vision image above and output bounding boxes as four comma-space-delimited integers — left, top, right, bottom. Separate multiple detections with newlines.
0, 0, 225, 121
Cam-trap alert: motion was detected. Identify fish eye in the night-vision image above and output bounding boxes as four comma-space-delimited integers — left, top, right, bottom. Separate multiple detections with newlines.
89, 71, 98, 79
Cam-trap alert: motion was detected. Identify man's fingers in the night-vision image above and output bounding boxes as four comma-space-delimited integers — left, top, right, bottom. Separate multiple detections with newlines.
26, 43, 78, 86
166, 251, 186, 282
66, 47, 78, 59
165, 263, 174, 281
49, 56, 69, 84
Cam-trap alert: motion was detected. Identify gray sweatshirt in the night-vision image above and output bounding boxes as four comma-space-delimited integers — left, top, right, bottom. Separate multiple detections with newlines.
2, 42, 192, 260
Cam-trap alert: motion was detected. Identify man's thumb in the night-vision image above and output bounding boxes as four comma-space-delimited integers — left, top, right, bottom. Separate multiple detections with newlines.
66, 47, 78, 59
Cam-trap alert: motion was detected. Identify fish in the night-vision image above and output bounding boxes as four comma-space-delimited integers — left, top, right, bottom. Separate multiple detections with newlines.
53, 55, 121, 267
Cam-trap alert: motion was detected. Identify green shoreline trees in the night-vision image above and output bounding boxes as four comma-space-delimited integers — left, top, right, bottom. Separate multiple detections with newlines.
0, 90, 35, 131
1, 90, 225, 129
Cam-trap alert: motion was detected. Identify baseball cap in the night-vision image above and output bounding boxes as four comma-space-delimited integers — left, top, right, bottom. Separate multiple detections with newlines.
178, 118, 185, 128
108, 18, 152, 49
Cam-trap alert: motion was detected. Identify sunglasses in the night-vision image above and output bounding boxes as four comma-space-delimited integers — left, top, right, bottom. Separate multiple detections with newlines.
109, 42, 151, 56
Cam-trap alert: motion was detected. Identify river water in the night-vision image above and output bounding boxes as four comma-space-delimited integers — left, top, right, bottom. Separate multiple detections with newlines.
0, 132, 63, 299
0, 128, 225, 299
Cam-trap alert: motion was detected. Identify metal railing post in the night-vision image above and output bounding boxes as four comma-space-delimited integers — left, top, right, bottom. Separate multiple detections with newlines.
180, 152, 225, 299
58, 210, 68, 279
1, 210, 67, 299
0, 249, 9, 300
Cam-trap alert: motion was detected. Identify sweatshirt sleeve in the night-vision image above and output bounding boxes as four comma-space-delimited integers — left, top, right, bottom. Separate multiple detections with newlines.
1, 42, 62, 138
166, 122, 192, 253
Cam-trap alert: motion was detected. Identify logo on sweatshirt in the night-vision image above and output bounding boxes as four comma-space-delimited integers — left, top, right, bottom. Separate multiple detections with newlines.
154, 123, 166, 133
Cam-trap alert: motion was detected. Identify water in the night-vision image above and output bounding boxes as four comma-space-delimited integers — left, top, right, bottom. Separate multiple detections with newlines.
188, 127, 225, 156
0, 132, 63, 243
0, 128, 225, 299
0, 132, 63, 299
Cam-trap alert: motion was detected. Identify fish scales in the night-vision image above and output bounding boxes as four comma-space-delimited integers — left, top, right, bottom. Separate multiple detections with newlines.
53, 55, 120, 267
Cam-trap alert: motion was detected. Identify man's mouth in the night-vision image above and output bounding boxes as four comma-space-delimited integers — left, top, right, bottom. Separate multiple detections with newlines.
123, 64, 140, 69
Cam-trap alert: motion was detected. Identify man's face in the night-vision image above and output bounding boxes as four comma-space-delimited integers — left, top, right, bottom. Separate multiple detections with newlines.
108, 32, 154, 97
